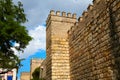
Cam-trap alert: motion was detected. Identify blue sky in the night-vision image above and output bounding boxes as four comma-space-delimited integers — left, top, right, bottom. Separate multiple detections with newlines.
13, 0, 93, 80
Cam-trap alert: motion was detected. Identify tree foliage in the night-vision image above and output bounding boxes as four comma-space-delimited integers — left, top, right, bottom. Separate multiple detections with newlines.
32, 67, 40, 80
31, 67, 45, 80
0, 0, 32, 72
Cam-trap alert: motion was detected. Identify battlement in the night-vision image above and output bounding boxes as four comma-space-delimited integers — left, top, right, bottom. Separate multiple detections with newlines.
46, 10, 77, 30
49, 10, 77, 18
77, 11, 88, 22
69, 0, 109, 35
93, 0, 100, 4
87, 4, 93, 11
82, 11, 88, 18
68, 22, 78, 35
78, 17, 83, 22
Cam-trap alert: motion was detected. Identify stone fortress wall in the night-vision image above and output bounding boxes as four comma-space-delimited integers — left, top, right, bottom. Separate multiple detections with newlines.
42, 0, 120, 80
39, 59, 46, 79
46, 10, 77, 80
68, 0, 120, 80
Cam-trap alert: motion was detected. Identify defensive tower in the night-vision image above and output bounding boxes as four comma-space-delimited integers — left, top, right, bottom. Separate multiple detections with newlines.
46, 10, 77, 80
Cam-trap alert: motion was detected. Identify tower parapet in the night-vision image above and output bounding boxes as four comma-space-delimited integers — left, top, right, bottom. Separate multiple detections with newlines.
62, 12, 66, 17
67, 13, 71, 17
72, 13, 77, 18
46, 10, 77, 30
49, 10, 76, 18
56, 11, 60, 16
50, 10, 55, 15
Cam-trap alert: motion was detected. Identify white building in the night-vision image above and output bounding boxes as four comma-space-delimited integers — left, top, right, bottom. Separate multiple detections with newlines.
0, 69, 17, 80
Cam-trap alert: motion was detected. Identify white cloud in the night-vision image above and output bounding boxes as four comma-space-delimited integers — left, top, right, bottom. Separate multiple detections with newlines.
14, 43, 20, 47
17, 25, 46, 58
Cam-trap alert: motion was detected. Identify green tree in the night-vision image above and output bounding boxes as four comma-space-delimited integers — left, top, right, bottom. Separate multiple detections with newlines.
31, 67, 45, 80
0, 0, 32, 73
32, 67, 40, 80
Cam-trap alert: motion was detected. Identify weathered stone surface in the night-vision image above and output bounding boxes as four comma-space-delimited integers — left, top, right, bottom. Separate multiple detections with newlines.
46, 11, 77, 80
44, 0, 120, 80
21, 72, 30, 80
68, 0, 120, 80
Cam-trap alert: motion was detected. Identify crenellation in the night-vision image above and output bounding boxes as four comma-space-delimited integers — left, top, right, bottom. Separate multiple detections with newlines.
72, 13, 77, 19
93, 0, 100, 4
78, 17, 83, 22
87, 4, 93, 11
46, 11, 77, 27
82, 11, 88, 18
50, 10, 55, 15
67, 13, 72, 17
49, 10, 77, 18
62, 12, 66, 17
56, 11, 60, 16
